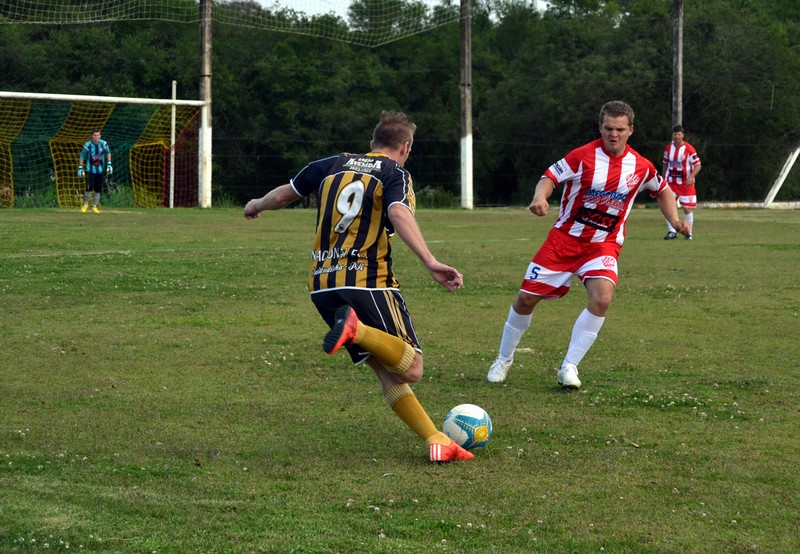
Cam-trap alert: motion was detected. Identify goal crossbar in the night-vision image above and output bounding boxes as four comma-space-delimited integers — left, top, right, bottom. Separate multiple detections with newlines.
0, 91, 206, 107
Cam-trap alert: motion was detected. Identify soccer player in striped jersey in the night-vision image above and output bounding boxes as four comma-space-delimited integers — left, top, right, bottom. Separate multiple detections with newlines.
486, 101, 690, 389
78, 128, 112, 213
244, 111, 473, 463
662, 125, 702, 240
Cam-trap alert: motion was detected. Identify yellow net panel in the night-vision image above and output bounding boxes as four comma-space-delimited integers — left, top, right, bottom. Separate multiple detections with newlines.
0, 99, 29, 208
50, 102, 115, 208
0, 98, 199, 208
131, 105, 200, 208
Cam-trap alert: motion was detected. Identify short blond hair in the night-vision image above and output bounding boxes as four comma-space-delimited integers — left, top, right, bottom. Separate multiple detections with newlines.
372, 111, 416, 150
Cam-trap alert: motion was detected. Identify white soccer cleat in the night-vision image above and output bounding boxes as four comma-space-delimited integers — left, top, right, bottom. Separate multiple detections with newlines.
487, 357, 513, 383
557, 363, 581, 389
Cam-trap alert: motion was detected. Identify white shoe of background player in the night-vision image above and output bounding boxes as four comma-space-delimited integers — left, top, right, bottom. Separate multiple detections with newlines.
557, 363, 581, 389
487, 357, 513, 383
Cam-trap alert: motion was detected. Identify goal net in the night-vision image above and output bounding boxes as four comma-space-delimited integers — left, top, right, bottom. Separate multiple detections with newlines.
0, 92, 202, 209
0, 0, 461, 48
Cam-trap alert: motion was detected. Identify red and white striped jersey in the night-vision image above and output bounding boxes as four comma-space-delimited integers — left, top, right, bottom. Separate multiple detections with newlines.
543, 138, 666, 246
663, 141, 701, 184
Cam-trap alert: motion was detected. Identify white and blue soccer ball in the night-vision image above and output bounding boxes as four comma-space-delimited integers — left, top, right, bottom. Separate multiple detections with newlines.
443, 404, 492, 450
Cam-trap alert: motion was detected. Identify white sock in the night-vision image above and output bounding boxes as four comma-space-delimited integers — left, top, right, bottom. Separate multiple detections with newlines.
564, 308, 605, 367
685, 212, 694, 234
665, 219, 676, 233
498, 305, 532, 360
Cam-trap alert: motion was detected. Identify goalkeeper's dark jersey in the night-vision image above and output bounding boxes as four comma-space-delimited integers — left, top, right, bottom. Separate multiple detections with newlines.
289, 152, 416, 292
80, 139, 111, 175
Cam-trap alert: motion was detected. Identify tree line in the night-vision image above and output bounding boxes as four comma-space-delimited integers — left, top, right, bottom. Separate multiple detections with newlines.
1, 0, 798, 205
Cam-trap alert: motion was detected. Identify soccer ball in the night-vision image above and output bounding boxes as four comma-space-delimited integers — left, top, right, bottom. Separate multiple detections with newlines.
443, 404, 492, 450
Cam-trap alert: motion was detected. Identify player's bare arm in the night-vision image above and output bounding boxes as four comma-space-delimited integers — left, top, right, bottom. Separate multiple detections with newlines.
387, 203, 464, 291
687, 164, 701, 185
656, 187, 691, 236
244, 183, 301, 219
529, 177, 556, 216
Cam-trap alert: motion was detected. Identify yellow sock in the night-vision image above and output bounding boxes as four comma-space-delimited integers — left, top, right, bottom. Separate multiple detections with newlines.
355, 323, 416, 374
384, 384, 451, 446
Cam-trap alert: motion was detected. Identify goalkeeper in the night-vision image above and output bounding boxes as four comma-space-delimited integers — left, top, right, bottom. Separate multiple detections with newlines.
78, 128, 112, 213
244, 111, 473, 463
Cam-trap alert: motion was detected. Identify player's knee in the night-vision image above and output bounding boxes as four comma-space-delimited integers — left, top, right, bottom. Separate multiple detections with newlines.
513, 292, 539, 315
588, 294, 613, 315
402, 355, 424, 383
587, 288, 614, 315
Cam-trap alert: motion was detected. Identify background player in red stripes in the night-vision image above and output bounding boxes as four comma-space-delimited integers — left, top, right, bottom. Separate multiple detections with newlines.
486, 101, 690, 389
662, 124, 702, 240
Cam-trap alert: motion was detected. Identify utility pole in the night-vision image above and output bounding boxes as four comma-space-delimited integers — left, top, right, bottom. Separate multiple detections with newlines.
199, 0, 212, 207
460, 0, 473, 209
672, 0, 683, 127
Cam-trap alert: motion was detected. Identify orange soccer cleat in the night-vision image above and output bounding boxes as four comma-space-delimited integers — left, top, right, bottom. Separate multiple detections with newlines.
429, 441, 475, 463
323, 305, 359, 354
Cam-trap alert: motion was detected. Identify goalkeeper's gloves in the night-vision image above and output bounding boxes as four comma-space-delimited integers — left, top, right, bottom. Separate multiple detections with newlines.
77, 165, 85, 178
106, 163, 113, 176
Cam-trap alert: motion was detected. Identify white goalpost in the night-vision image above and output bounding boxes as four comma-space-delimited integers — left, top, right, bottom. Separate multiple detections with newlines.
0, 89, 208, 209
701, 142, 800, 210
763, 142, 800, 209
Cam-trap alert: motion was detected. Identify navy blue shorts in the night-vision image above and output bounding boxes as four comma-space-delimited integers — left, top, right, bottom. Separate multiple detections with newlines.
86, 172, 104, 194
311, 288, 420, 364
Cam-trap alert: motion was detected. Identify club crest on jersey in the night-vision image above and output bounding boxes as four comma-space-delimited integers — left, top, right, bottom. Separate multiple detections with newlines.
625, 173, 641, 192
601, 256, 616, 268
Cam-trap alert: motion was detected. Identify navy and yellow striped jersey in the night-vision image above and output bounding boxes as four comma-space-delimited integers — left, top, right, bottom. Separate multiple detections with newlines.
289, 152, 416, 292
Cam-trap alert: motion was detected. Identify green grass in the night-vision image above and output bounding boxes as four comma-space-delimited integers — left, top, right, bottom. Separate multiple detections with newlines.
1, 206, 799, 553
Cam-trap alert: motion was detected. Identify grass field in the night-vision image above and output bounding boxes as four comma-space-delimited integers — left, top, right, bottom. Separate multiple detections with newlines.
1, 207, 799, 553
